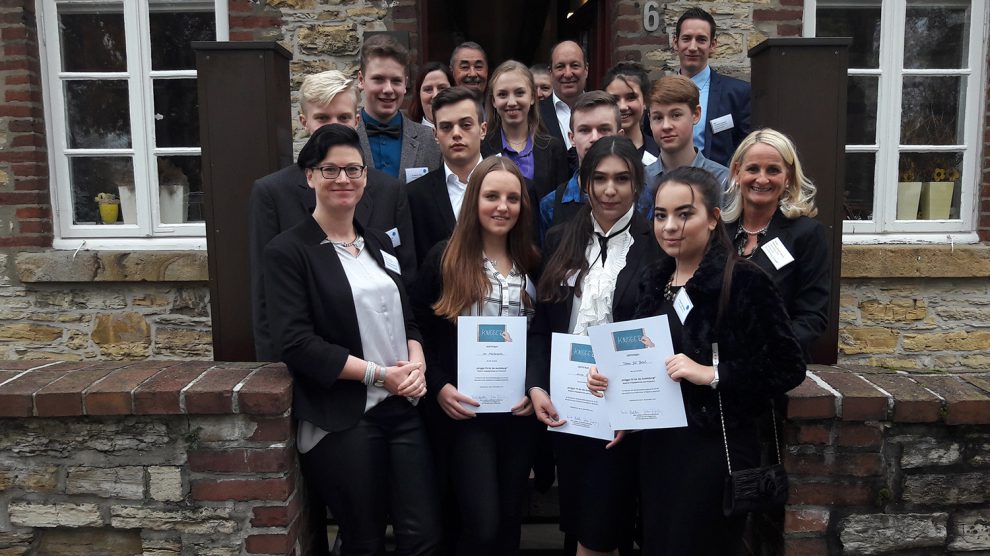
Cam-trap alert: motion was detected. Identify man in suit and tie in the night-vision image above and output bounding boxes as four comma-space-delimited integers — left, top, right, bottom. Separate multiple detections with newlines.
356, 34, 441, 183
539, 40, 587, 173
674, 7, 751, 167
250, 70, 416, 363
450, 41, 489, 98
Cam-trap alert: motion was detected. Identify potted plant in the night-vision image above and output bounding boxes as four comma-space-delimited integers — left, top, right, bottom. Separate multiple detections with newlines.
920, 167, 957, 220
896, 160, 922, 220
94, 192, 120, 224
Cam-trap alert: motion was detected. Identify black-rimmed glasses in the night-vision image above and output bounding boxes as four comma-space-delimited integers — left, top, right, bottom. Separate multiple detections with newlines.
312, 164, 367, 179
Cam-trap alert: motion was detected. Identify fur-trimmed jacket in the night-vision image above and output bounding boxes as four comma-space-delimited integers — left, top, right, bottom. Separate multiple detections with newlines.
636, 241, 806, 431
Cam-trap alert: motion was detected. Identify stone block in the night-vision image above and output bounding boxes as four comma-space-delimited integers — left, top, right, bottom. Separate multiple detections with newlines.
171, 288, 210, 317
0, 418, 171, 456
35, 528, 141, 555
296, 24, 360, 56
861, 373, 941, 422
268, 0, 317, 8
935, 354, 990, 370
0, 465, 59, 493
140, 537, 181, 556
0, 323, 62, 342
191, 476, 294, 502
817, 370, 889, 420
839, 513, 947, 554
950, 510, 990, 551
237, 365, 292, 415
899, 439, 961, 468
110, 506, 237, 534
842, 244, 990, 278
188, 414, 258, 442
154, 327, 212, 358
860, 298, 928, 322
912, 374, 990, 425
9, 502, 104, 528
66, 466, 145, 499
839, 327, 898, 355
148, 466, 184, 502
91, 312, 150, 345
0, 532, 33, 554
903, 473, 990, 504
903, 331, 990, 352
862, 357, 921, 371
15, 251, 209, 282
936, 305, 990, 322
345, 5, 386, 18
132, 362, 212, 414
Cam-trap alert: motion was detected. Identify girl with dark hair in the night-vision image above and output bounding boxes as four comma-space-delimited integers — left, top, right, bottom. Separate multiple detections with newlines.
602, 62, 659, 162
588, 166, 806, 555
263, 124, 440, 555
481, 60, 570, 199
408, 61, 454, 128
411, 156, 541, 556
527, 136, 660, 556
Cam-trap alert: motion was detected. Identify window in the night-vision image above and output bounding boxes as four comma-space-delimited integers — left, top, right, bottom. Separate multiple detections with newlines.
805, 0, 987, 240
39, 0, 228, 248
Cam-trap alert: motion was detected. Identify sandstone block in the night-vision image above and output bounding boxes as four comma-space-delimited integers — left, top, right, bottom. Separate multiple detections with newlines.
154, 327, 212, 358
139, 537, 181, 556
839, 513, 947, 554
950, 509, 990, 551
936, 305, 990, 322
862, 357, 921, 370
842, 244, 990, 278
9, 502, 103, 528
171, 288, 210, 317
267, 0, 316, 8
0, 465, 59, 493
67, 466, 144, 499
903, 331, 990, 352
132, 293, 170, 307
903, 473, 990, 504
35, 528, 141, 555
345, 5, 386, 18
860, 298, 928, 322
91, 312, 150, 345
899, 439, 961, 468
148, 466, 184, 502
934, 354, 990, 370
297, 24, 359, 56
0, 323, 62, 342
110, 506, 237, 534
839, 327, 898, 354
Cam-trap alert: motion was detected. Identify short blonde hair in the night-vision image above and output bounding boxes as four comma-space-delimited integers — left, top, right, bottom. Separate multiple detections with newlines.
299, 70, 358, 111
722, 128, 818, 222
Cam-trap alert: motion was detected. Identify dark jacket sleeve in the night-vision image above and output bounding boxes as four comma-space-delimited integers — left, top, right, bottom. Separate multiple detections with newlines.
393, 186, 418, 285
249, 179, 279, 362
526, 230, 561, 393
789, 218, 831, 354
410, 242, 456, 394
548, 136, 571, 188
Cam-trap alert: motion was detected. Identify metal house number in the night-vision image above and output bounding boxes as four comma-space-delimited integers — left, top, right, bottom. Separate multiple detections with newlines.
643, 1, 661, 32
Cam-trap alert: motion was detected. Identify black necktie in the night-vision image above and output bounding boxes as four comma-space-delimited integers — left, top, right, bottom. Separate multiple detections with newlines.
365, 119, 401, 139
594, 220, 632, 265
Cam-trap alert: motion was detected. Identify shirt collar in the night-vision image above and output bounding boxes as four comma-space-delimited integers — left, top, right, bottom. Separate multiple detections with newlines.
552, 91, 569, 110
690, 65, 712, 88
362, 109, 403, 127
592, 205, 635, 235
561, 172, 584, 203
443, 156, 483, 186
500, 130, 533, 156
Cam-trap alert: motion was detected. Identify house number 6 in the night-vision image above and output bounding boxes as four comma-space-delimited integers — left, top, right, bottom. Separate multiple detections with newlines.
643, 0, 660, 32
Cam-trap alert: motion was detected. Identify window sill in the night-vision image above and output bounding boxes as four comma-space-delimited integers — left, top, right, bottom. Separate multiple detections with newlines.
15, 250, 209, 283
841, 243, 990, 279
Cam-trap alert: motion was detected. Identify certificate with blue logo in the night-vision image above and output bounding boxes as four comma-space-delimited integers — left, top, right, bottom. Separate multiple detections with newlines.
457, 316, 527, 413
549, 333, 613, 441
587, 315, 686, 430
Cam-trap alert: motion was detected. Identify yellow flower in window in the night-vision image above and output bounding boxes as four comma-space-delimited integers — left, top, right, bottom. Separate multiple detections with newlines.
900, 168, 916, 181
932, 168, 946, 181
948, 168, 961, 181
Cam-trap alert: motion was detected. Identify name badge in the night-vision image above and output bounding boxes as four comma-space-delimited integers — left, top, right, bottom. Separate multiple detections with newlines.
404, 166, 429, 183
673, 287, 694, 325
710, 114, 734, 134
381, 251, 401, 274
761, 237, 795, 270
641, 150, 658, 167
385, 227, 401, 247
563, 270, 578, 288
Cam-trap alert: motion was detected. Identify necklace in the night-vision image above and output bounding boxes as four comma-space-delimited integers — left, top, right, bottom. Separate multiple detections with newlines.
508, 136, 528, 151
663, 274, 676, 302
741, 222, 769, 235
329, 235, 360, 248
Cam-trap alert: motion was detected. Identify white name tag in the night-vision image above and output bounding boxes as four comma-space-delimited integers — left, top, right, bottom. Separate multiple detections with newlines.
381, 251, 401, 274
564, 270, 578, 288
404, 166, 429, 183
710, 114, 734, 134
641, 150, 658, 167
385, 227, 401, 247
761, 237, 795, 270
673, 287, 694, 324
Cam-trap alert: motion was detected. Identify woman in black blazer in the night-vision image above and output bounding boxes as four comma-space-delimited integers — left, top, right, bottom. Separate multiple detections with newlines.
528, 137, 660, 556
264, 124, 440, 556
411, 156, 541, 556
481, 60, 571, 200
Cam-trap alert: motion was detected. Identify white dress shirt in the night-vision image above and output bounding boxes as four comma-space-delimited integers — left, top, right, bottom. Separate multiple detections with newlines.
552, 92, 573, 150
443, 156, 482, 221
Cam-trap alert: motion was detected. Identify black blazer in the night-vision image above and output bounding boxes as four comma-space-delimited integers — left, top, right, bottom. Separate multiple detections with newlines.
481, 132, 571, 200
249, 164, 417, 361
263, 217, 421, 433
406, 166, 542, 264
526, 211, 661, 392
703, 69, 752, 167
726, 210, 830, 357
538, 97, 578, 174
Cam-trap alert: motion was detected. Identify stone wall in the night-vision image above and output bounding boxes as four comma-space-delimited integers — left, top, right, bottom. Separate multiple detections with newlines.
0, 360, 307, 556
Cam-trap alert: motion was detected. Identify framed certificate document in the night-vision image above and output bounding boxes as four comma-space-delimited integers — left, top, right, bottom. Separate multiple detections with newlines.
549, 333, 613, 441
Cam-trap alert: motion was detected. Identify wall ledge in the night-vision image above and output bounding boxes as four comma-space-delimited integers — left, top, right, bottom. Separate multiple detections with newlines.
14, 250, 209, 283
841, 244, 990, 279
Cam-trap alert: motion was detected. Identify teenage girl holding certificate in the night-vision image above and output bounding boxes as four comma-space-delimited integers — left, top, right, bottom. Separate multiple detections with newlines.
527, 136, 660, 556
411, 156, 540, 556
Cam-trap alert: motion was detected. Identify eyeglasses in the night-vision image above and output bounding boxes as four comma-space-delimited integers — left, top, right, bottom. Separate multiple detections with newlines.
312, 164, 366, 179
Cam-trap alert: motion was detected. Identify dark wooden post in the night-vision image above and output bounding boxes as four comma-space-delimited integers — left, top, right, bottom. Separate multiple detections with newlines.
193, 42, 293, 361
749, 38, 851, 365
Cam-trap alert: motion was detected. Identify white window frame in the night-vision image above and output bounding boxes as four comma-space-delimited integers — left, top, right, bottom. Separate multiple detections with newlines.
37, 0, 228, 251
804, 0, 988, 244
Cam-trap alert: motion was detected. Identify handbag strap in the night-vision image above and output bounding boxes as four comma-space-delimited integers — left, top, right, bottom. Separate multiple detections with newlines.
717, 394, 783, 476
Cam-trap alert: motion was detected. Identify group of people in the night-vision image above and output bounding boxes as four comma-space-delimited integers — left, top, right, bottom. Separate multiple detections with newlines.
249, 6, 831, 556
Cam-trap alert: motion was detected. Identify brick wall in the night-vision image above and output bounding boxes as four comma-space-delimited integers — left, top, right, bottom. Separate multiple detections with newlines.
786, 365, 990, 554
0, 361, 308, 556
0, 0, 50, 249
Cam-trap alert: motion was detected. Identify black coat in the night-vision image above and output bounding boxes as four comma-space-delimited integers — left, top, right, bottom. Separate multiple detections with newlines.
263, 217, 421, 433
526, 211, 661, 392
481, 132, 571, 200
249, 163, 416, 361
635, 241, 806, 431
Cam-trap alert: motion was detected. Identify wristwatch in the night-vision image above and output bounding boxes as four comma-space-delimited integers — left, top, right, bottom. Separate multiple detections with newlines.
709, 342, 720, 390
373, 364, 386, 388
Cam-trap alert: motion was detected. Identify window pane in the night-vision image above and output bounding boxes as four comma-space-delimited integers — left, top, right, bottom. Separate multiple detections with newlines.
843, 152, 875, 221
65, 80, 131, 148
846, 76, 878, 145
59, 6, 126, 72
157, 156, 203, 224
69, 157, 133, 225
897, 151, 963, 220
153, 79, 200, 148
816, 5, 881, 69
904, 3, 970, 69
149, 10, 215, 70
900, 76, 965, 145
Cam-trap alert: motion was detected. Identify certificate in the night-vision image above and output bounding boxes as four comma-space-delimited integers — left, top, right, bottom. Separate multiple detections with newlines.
587, 315, 687, 431
548, 333, 612, 441
457, 316, 527, 413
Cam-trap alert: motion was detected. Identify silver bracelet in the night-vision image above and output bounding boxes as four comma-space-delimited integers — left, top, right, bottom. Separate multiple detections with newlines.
363, 360, 376, 386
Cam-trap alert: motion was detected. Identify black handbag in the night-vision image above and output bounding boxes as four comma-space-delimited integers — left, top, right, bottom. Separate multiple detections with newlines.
718, 395, 789, 517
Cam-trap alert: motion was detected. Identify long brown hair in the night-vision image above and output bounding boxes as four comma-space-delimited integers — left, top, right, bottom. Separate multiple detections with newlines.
484, 60, 551, 144
433, 156, 541, 321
